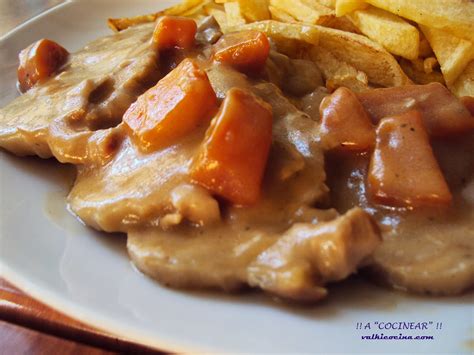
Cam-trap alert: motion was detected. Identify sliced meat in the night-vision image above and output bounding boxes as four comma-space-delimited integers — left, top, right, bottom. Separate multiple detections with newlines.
248, 208, 381, 301
128, 207, 380, 301
0, 24, 160, 160
283, 59, 324, 97
298, 87, 329, 121
68, 128, 202, 232
69, 76, 327, 233
371, 215, 474, 295
326, 133, 474, 295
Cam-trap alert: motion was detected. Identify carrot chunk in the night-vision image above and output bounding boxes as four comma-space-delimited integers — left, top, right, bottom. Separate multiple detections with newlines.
213, 30, 270, 73
17, 39, 69, 92
153, 16, 197, 50
357, 83, 474, 137
368, 110, 452, 208
123, 58, 217, 152
320, 87, 375, 152
191, 88, 273, 206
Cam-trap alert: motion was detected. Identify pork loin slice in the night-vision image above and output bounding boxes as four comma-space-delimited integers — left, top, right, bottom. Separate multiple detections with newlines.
326, 133, 474, 295
68, 128, 202, 232
69, 79, 328, 233
0, 24, 160, 161
128, 207, 380, 301
370, 134, 474, 295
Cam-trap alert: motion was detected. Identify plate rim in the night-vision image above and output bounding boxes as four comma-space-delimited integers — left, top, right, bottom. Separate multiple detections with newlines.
0, 1, 209, 351
0, 261, 196, 353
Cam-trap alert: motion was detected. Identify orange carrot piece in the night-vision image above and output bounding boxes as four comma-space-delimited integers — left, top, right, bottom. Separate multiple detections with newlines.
213, 30, 270, 73
153, 16, 197, 50
320, 87, 375, 152
124, 58, 217, 152
368, 110, 452, 208
191, 88, 273, 206
17, 39, 69, 92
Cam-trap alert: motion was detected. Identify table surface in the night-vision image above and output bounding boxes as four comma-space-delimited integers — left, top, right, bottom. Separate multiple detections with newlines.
0, 1, 161, 353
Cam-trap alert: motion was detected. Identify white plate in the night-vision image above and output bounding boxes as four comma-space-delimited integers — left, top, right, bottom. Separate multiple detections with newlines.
0, 1, 472, 353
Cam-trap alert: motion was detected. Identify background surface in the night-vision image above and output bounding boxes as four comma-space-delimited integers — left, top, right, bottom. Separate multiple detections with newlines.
0, 0, 64, 37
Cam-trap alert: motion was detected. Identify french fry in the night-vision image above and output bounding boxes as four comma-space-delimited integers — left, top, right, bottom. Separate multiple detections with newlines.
315, 0, 336, 8
181, 0, 212, 17
237, 0, 270, 22
420, 25, 474, 85
233, 20, 320, 45
365, 0, 474, 42
108, 0, 204, 32
269, 6, 297, 23
450, 60, 474, 98
310, 46, 369, 92
164, 0, 206, 16
314, 25, 411, 87
348, 7, 419, 60
224, 2, 246, 26
108, 13, 160, 32
335, 0, 367, 17
322, 16, 361, 34
270, 0, 334, 25
205, 7, 229, 32
217, 0, 270, 21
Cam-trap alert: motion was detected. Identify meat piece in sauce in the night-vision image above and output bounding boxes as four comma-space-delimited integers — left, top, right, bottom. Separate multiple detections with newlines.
129, 207, 380, 302
357, 82, 474, 137
0, 24, 160, 160
68, 74, 328, 233
326, 131, 474, 295
68, 64, 381, 302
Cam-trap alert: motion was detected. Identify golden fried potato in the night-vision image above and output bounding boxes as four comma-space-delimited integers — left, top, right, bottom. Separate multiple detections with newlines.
449, 60, 474, 98
237, 0, 270, 22
224, 2, 246, 26
270, 0, 334, 25
315, 0, 336, 8
420, 25, 474, 85
108, 13, 161, 32
269, 6, 297, 23
217, 0, 270, 21
233, 20, 320, 45
335, 0, 367, 17
310, 46, 369, 92
108, 0, 206, 32
366, 0, 474, 42
314, 25, 411, 87
181, 0, 212, 17
205, 7, 229, 32
349, 7, 419, 60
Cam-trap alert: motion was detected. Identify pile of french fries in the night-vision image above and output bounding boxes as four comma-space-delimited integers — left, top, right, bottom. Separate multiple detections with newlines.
108, 0, 474, 97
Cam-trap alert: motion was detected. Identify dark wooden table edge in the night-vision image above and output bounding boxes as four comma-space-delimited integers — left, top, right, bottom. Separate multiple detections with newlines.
0, 279, 166, 354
